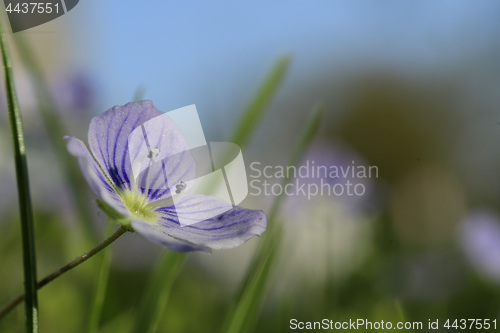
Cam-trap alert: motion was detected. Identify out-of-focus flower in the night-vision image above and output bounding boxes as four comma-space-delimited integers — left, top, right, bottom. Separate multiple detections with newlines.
459, 210, 500, 283
276, 142, 376, 289
64, 100, 266, 252
53, 72, 96, 111
285, 141, 376, 209
191, 143, 377, 292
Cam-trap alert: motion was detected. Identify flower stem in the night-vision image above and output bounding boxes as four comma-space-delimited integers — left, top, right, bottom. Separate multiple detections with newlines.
0, 227, 128, 320
0, 18, 39, 333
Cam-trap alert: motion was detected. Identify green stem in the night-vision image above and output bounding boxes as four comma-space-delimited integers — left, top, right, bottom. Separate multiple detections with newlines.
0, 19, 39, 333
0, 227, 127, 321
221, 107, 323, 333
87, 223, 115, 333
231, 57, 290, 148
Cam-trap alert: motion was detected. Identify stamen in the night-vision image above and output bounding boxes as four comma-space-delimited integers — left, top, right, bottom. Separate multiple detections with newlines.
120, 190, 158, 223
144, 147, 160, 196
131, 147, 160, 194
175, 181, 186, 194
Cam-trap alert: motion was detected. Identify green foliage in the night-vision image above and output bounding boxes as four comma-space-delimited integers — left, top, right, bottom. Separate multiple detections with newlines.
11, 34, 96, 241
87, 224, 115, 333
130, 252, 185, 333
221, 107, 323, 333
0, 19, 39, 333
124, 57, 291, 333
231, 56, 290, 147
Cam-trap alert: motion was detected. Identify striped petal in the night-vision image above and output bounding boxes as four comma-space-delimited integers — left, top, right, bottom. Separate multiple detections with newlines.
87, 100, 164, 190
128, 116, 195, 201
131, 220, 210, 252
131, 197, 267, 251
64, 136, 128, 216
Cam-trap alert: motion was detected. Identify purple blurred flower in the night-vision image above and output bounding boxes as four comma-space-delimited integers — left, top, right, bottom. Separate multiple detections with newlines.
459, 210, 500, 282
282, 141, 376, 216
64, 100, 266, 252
53, 72, 96, 111
300, 142, 374, 204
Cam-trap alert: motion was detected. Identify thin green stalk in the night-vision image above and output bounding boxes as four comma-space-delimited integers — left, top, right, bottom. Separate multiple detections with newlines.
133, 86, 146, 101
130, 252, 185, 333
87, 223, 115, 333
394, 298, 407, 322
0, 19, 39, 333
0, 227, 127, 320
394, 299, 413, 333
252, 106, 323, 264
221, 107, 323, 333
12, 34, 96, 241
231, 57, 290, 147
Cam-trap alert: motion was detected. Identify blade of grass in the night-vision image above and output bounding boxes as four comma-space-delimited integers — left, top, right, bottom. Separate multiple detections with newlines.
87, 223, 115, 333
273, 295, 295, 333
231, 56, 290, 147
130, 252, 185, 333
128, 58, 291, 333
0, 21, 39, 332
220, 224, 282, 333
221, 106, 324, 333
133, 86, 146, 102
267, 106, 323, 224
394, 298, 413, 333
11, 34, 96, 240
394, 298, 407, 322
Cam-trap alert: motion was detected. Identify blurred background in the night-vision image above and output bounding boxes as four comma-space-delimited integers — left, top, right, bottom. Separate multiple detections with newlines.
1, 1, 500, 332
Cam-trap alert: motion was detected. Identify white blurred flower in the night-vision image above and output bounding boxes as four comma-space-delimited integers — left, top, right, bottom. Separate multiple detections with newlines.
191, 142, 377, 294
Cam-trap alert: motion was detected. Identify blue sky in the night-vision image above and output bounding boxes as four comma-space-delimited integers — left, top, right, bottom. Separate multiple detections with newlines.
71, 0, 500, 137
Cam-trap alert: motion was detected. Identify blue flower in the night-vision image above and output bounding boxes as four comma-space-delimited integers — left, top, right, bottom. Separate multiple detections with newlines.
64, 100, 266, 252
459, 210, 500, 283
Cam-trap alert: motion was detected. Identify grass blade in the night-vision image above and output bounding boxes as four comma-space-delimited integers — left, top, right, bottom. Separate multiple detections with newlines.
221, 106, 324, 333
130, 252, 185, 333
220, 226, 282, 333
133, 86, 146, 102
11, 34, 96, 240
87, 223, 115, 333
129, 59, 290, 333
0, 21, 39, 332
267, 105, 323, 223
394, 299, 413, 333
231, 57, 290, 147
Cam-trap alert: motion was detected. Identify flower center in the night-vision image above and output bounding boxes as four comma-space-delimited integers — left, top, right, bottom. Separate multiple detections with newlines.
120, 190, 158, 223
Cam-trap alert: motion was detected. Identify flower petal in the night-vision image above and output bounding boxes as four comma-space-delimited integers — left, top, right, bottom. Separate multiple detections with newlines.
64, 136, 129, 216
127, 111, 196, 202
134, 197, 267, 251
87, 100, 164, 189
161, 194, 233, 226
135, 147, 196, 201
131, 220, 210, 252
